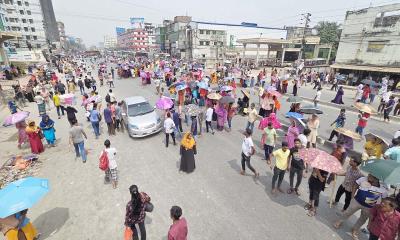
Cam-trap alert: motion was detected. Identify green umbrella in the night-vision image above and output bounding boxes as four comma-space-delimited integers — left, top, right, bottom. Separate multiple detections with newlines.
361, 159, 400, 185
286, 96, 303, 103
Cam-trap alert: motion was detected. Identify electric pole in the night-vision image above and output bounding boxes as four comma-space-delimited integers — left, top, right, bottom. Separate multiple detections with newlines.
299, 12, 311, 60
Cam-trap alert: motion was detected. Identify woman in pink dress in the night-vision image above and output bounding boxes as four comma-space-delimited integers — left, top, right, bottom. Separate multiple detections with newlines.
16, 120, 28, 148
286, 119, 299, 148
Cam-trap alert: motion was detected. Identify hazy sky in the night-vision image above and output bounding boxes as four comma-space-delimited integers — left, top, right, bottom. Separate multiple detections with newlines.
52, 0, 400, 46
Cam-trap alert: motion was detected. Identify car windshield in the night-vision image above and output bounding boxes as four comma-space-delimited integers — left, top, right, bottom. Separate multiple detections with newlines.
128, 102, 153, 117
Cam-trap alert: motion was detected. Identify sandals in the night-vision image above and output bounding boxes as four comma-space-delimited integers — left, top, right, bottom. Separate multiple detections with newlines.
351, 230, 359, 240
287, 189, 293, 194
307, 209, 316, 217
304, 203, 311, 210
294, 189, 301, 196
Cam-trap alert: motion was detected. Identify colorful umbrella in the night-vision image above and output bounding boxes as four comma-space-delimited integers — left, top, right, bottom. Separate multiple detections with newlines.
156, 97, 174, 110
176, 84, 187, 91
335, 128, 362, 141
183, 104, 202, 116
241, 89, 250, 98
361, 159, 400, 185
207, 92, 222, 100
285, 112, 304, 119
223, 77, 233, 82
267, 90, 281, 98
219, 96, 235, 104
197, 81, 208, 89
3, 111, 30, 127
354, 102, 376, 114
264, 85, 277, 91
286, 96, 303, 103
0, 177, 49, 218
299, 148, 344, 173
220, 85, 233, 92
140, 72, 147, 78
300, 105, 323, 115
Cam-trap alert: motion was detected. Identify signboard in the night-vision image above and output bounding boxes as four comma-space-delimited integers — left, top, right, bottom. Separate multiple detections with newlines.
7, 50, 46, 63
130, 17, 144, 29
116, 27, 126, 36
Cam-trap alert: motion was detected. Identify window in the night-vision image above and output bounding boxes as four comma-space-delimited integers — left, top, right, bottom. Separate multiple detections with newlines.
212, 31, 216, 35
25, 35, 30, 40
205, 41, 210, 46
200, 41, 204, 46
206, 30, 210, 35
27, 10, 31, 15
24, 1, 28, 6
31, 27, 35, 32
36, 44, 40, 48
28, 19, 33, 23
214, 41, 218, 46
6, 26, 10, 31
202, 54, 206, 58
24, 27, 28, 31
374, 10, 400, 27
367, 41, 388, 52
17, 1, 21, 5
19, 10, 24, 15
200, 30, 204, 34
9, 18, 14, 22
15, 43, 20, 48
11, 26, 18, 31
22, 19, 26, 23
5, 17, 8, 22
32, 35, 37, 40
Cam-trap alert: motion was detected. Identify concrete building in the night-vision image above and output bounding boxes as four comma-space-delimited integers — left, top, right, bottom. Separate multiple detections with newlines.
155, 24, 166, 51
39, 0, 58, 43
117, 28, 149, 51
103, 35, 117, 49
332, 3, 400, 80
144, 22, 157, 52
0, 0, 47, 50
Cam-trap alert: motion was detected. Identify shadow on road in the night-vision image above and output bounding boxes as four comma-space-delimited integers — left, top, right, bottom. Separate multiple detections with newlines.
33, 207, 69, 239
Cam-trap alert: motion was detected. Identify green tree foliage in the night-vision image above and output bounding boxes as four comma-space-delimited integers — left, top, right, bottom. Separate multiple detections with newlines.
315, 21, 341, 60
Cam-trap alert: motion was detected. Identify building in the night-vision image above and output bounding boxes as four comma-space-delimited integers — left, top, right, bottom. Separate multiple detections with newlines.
117, 28, 149, 51
144, 22, 158, 52
285, 26, 314, 40
0, 0, 47, 50
332, 3, 400, 81
155, 24, 166, 51
39, 0, 58, 43
103, 35, 117, 49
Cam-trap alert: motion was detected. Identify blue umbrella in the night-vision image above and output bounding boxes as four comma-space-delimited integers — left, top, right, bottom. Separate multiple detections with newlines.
285, 112, 304, 119
176, 84, 187, 91
197, 81, 208, 89
0, 177, 49, 218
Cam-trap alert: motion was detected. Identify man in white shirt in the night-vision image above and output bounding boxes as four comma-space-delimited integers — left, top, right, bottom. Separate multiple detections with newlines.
164, 112, 176, 147
102, 139, 118, 189
314, 87, 322, 107
205, 106, 215, 134
298, 129, 311, 148
240, 128, 259, 177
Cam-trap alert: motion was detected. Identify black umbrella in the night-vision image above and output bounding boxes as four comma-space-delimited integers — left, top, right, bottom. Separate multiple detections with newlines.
219, 96, 235, 104
300, 105, 323, 114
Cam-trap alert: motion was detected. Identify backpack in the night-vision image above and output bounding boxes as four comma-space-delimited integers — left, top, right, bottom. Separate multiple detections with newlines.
99, 150, 109, 171
105, 94, 110, 103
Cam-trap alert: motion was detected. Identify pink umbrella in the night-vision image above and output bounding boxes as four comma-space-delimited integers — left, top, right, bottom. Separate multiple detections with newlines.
299, 148, 343, 173
140, 72, 147, 78
3, 111, 30, 126
156, 97, 173, 110
267, 90, 281, 98
83, 95, 98, 105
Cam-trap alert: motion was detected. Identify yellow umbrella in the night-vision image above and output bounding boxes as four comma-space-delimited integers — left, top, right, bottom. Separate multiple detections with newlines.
335, 128, 362, 141
207, 92, 222, 100
354, 102, 376, 114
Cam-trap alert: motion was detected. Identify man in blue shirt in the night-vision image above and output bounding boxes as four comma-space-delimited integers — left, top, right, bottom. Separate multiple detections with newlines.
103, 103, 115, 136
89, 103, 100, 138
328, 109, 346, 142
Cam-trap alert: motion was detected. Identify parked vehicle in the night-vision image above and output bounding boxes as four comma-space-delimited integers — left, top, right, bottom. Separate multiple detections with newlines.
121, 96, 162, 138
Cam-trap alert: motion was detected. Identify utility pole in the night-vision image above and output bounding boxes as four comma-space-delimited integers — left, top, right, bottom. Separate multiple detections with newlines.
299, 13, 311, 60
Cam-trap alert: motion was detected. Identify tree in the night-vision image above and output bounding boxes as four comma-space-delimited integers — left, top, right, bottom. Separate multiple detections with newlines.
315, 21, 342, 61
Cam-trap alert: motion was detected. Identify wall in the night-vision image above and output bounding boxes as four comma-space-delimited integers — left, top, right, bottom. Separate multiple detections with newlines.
336, 3, 400, 67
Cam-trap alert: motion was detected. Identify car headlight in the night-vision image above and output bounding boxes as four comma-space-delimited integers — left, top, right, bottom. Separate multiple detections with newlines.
129, 124, 139, 130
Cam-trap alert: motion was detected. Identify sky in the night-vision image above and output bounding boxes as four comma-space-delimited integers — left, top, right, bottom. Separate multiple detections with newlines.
52, 0, 400, 46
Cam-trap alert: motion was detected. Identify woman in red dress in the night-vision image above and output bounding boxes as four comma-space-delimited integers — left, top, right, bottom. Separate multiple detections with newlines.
25, 120, 44, 154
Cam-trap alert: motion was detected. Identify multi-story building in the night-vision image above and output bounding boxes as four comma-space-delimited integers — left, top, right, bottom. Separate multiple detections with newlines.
117, 28, 148, 51
332, 3, 400, 80
144, 22, 157, 52
0, 0, 47, 50
103, 35, 117, 49
39, 0, 58, 43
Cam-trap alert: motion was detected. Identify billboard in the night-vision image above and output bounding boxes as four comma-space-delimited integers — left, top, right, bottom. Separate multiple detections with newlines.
116, 27, 126, 36
130, 17, 144, 29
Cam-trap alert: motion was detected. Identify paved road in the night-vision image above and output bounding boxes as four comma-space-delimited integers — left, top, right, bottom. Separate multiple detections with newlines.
1, 72, 387, 240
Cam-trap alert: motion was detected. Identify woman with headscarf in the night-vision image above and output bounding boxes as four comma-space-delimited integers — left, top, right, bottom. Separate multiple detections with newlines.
40, 114, 56, 147
25, 120, 44, 154
180, 132, 197, 173
307, 114, 320, 148
286, 119, 300, 149
331, 86, 344, 104
215, 104, 227, 131
125, 185, 151, 240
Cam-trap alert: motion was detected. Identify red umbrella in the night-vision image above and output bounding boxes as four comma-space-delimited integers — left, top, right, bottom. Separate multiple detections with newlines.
299, 148, 343, 173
